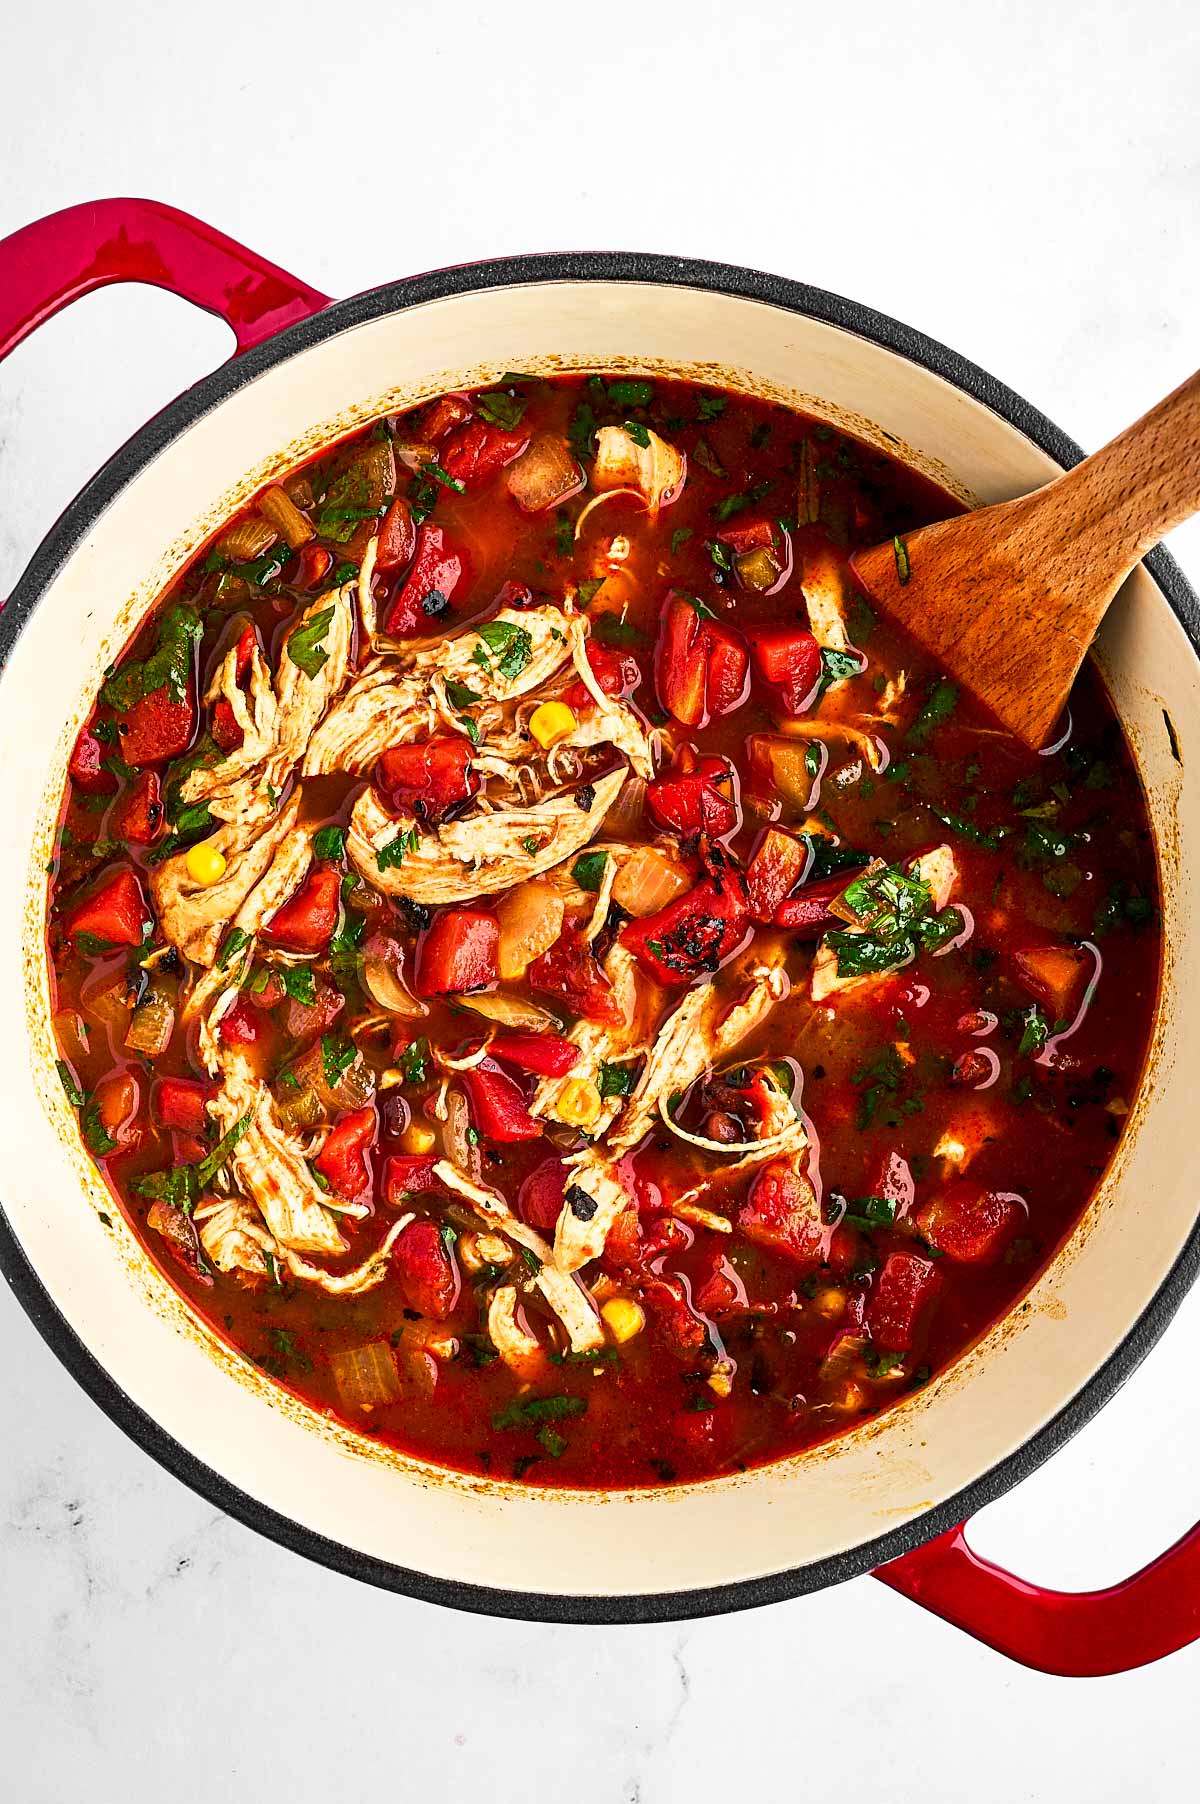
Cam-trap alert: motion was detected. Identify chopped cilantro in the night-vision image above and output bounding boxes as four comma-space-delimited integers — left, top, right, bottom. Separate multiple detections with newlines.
476, 390, 528, 430
321, 1035, 357, 1091
100, 605, 201, 712
56, 1061, 85, 1108
312, 825, 346, 862
906, 679, 958, 746
572, 851, 608, 891
286, 606, 337, 679
377, 826, 420, 872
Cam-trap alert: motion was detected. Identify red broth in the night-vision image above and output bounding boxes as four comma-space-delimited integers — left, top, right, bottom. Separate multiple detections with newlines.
46, 376, 1160, 1487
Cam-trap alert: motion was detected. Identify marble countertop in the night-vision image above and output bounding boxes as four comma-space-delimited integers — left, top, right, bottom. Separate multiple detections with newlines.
3, 1, 1200, 1795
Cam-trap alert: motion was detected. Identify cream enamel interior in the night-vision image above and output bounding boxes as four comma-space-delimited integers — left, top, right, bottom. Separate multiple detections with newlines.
0, 278, 1194, 1600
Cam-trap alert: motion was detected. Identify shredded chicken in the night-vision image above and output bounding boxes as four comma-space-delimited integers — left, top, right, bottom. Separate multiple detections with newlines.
347, 767, 626, 905
210, 1052, 352, 1258
592, 424, 685, 515
553, 1146, 633, 1273
609, 958, 789, 1155
303, 661, 430, 776
487, 1286, 545, 1372
802, 546, 851, 654
432, 1161, 604, 1352
151, 793, 304, 967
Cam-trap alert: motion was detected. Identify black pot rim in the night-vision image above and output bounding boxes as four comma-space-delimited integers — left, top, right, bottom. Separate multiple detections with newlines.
3, 249, 1197, 1627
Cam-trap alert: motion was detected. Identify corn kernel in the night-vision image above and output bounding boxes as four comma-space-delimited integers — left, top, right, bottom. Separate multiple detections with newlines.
529, 701, 577, 749
601, 1297, 645, 1343
401, 1121, 437, 1155
706, 1357, 736, 1399
556, 1077, 602, 1128
185, 841, 227, 886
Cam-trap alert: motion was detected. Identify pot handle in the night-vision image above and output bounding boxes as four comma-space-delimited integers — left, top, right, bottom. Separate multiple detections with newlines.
0, 198, 331, 362
875, 1516, 1200, 1676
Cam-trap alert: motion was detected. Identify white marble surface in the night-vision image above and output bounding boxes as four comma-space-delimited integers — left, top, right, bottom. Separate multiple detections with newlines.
3, 1, 1200, 1794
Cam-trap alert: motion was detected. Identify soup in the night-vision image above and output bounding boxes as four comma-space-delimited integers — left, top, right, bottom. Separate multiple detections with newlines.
46, 375, 1160, 1487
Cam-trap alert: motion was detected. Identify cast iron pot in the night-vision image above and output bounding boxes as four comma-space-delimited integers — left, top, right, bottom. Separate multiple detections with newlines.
2, 200, 1198, 1675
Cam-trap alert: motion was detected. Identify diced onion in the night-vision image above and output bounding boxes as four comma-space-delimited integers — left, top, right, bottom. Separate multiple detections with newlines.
361, 955, 428, 1019
217, 516, 278, 561
495, 880, 564, 981
611, 845, 691, 918
460, 992, 558, 1031
330, 1341, 403, 1412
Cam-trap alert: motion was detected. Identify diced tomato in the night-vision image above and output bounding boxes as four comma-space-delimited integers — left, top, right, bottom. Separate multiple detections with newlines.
692, 1250, 745, 1316
314, 1105, 376, 1199
642, 1275, 711, 1358
247, 967, 285, 1010
488, 1031, 579, 1078
773, 873, 850, 935
375, 734, 478, 825
219, 995, 264, 1046
646, 752, 739, 840
704, 621, 750, 716
111, 770, 164, 846
441, 418, 530, 485
746, 827, 806, 921
231, 623, 256, 681
621, 873, 750, 985
422, 393, 473, 440
154, 1076, 213, 1136
915, 1183, 1022, 1264
655, 594, 707, 727
69, 724, 118, 795
262, 866, 342, 954
383, 1155, 439, 1203
654, 593, 748, 727
748, 626, 821, 716
867, 1251, 942, 1351
518, 1157, 569, 1230
393, 1218, 459, 1320
117, 683, 196, 767
211, 699, 242, 751
461, 1059, 542, 1143
414, 907, 499, 996
384, 524, 469, 636
529, 927, 623, 1025
563, 643, 642, 711
64, 868, 150, 949
737, 1158, 823, 1265
717, 518, 775, 554
376, 496, 417, 572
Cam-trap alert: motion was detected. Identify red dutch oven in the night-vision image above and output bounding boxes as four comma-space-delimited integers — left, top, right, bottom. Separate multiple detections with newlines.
1, 200, 1198, 1674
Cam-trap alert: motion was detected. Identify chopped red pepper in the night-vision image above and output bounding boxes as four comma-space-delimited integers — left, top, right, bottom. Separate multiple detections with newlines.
518, 1157, 569, 1230
375, 734, 478, 825
746, 827, 806, 921
642, 1275, 711, 1358
717, 518, 775, 553
772, 872, 850, 935
262, 866, 343, 954
915, 1183, 1021, 1264
111, 770, 165, 846
290, 543, 334, 591
414, 907, 499, 996
461, 1059, 543, 1143
117, 683, 196, 767
654, 593, 748, 727
529, 927, 623, 1024
154, 1076, 213, 1136
69, 724, 118, 795
704, 621, 750, 716
737, 1159, 824, 1265
646, 751, 738, 839
383, 1154, 439, 1204
488, 1031, 580, 1078
376, 496, 417, 573
441, 419, 530, 485
383, 524, 468, 636
314, 1105, 376, 1199
621, 873, 750, 985
748, 625, 821, 716
64, 868, 150, 949
393, 1218, 460, 1320
867, 1251, 942, 1350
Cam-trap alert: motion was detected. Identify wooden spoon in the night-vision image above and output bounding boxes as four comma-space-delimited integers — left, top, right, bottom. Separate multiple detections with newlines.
849, 368, 1200, 749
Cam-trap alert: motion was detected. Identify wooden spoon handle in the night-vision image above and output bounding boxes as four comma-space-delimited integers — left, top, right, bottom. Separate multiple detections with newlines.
1027, 366, 1200, 594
